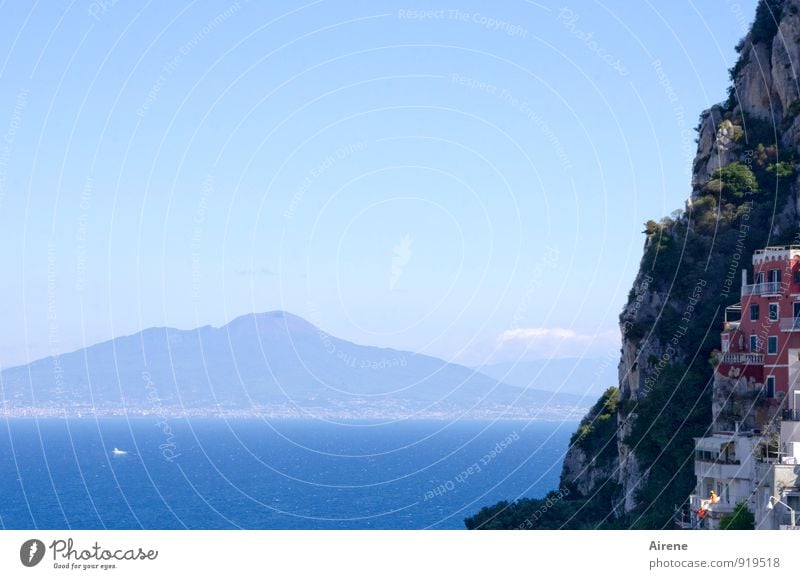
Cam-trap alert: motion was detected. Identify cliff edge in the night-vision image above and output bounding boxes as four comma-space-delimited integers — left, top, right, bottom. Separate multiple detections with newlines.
467, 0, 800, 529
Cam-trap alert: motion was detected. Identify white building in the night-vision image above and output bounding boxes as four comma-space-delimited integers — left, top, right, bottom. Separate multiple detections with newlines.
688, 245, 800, 530
690, 417, 800, 529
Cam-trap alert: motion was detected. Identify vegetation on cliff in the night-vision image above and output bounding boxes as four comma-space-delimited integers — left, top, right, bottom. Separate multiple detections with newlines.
465, 388, 620, 529
466, 0, 800, 529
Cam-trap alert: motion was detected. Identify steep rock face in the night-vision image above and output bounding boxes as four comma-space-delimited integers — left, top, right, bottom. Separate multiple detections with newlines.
560, 444, 615, 498
735, 40, 777, 121
566, 0, 800, 520
729, 1, 800, 145
615, 412, 642, 514
559, 387, 619, 502
613, 271, 662, 512
468, 0, 800, 530
712, 374, 779, 432
561, 268, 661, 508
691, 105, 735, 189
771, 10, 800, 111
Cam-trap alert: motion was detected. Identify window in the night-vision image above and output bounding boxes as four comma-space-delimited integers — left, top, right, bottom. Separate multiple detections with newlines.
721, 442, 736, 463
768, 336, 778, 354
769, 303, 779, 321
795, 270, 800, 284
766, 376, 776, 398
757, 271, 765, 285
770, 269, 782, 284
696, 450, 715, 462
750, 335, 758, 352
751, 304, 760, 321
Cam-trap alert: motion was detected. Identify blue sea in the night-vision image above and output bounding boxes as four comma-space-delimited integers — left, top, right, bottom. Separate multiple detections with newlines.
0, 418, 574, 529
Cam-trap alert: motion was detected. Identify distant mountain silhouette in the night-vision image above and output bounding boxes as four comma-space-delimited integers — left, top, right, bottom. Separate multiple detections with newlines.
0, 312, 586, 419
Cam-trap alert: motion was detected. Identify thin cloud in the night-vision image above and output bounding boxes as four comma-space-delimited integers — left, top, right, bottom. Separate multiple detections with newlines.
498, 327, 619, 359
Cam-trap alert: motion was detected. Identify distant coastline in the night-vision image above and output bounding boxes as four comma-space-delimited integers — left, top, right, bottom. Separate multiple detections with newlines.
0, 311, 591, 425
0, 404, 586, 421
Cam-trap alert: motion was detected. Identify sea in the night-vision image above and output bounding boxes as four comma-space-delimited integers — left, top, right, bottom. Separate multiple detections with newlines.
0, 418, 574, 530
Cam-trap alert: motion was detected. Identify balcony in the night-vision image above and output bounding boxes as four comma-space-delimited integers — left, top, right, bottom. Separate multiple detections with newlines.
689, 494, 740, 517
754, 245, 800, 256
695, 460, 747, 481
721, 352, 764, 365
742, 281, 782, 296
724, 305, 741, 331
781, 317, 800, 332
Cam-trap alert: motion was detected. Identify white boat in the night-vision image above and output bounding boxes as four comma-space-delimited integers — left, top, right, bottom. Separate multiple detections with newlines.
112, 447, 128, 455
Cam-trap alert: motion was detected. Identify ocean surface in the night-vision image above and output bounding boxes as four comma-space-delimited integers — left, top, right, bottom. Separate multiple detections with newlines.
0, 418, 574, 530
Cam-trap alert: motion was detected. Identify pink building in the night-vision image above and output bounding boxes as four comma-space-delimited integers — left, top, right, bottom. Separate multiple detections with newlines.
718, 246, 800, 410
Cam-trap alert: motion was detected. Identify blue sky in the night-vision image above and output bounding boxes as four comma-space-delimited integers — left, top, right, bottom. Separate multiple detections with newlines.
0, 0, 758, 368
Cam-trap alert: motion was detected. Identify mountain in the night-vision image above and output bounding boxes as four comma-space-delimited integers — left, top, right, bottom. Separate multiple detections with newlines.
473, 358, 617, 398
468, 0, 800, 529
0, 311, 586, 420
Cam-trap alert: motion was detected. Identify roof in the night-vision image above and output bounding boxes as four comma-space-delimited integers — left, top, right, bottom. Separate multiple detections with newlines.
694, 436, 734, 452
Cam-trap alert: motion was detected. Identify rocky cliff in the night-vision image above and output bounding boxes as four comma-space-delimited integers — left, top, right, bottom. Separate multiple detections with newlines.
563, 0, 798, 524
468, 0, 800, 529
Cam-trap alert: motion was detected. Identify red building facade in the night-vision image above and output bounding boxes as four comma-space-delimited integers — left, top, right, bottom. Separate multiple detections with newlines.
718, 246, 800, 409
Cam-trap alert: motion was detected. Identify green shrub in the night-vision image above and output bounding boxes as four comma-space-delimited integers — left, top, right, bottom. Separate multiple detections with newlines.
643, 220, 660, 235
766, 161, 795, 178
704, 162, 758, 199
719, 500, 755, 530
569, 387, 619, 465
751, 0, 784, 47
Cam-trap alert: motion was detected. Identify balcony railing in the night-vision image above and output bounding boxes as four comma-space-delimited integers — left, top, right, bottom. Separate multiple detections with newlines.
695, 457, 741, 465
781, 317, 800, 332
721, 352, 764, 365
689, 494, 740, 516
754, 245, 800, 255
742, 281, 782, 296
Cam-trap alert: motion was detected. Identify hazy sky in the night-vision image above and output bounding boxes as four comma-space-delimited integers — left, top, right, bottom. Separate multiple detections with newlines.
0, 0, 758, 368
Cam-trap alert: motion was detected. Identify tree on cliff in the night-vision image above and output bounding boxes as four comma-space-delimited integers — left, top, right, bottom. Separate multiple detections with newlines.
467, 0, 800, 530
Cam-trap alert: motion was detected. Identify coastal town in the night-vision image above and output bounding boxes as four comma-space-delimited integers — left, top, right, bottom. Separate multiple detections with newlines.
689, 245, 800, 529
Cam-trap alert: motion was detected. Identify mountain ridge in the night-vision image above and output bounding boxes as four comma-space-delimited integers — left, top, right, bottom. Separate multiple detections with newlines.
0, 310, 586, 420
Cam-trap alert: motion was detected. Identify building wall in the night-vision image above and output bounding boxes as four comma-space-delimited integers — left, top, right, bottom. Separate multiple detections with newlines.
719, 250, 800, 400
701, 248, 800, 530
693, 436, 759, 529
782, 421, 800, 451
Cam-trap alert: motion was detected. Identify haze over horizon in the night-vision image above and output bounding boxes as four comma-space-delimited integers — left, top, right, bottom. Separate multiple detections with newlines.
0, 309, 616, 401
0, 310, 593, 420
0, 1, 756, 370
